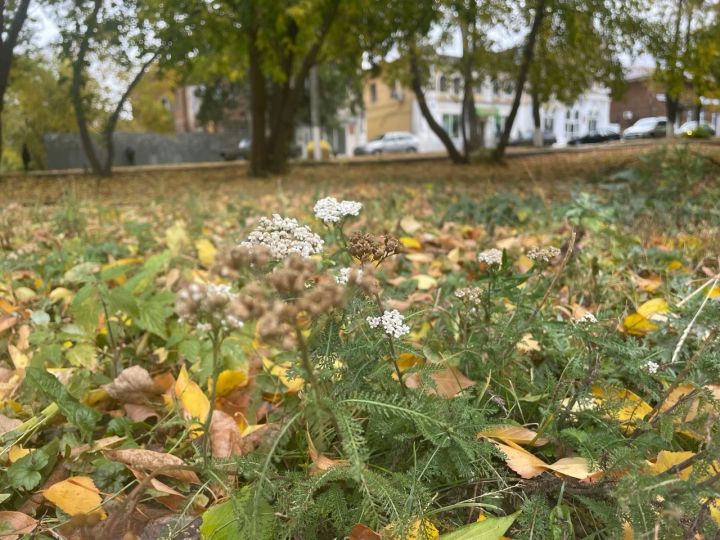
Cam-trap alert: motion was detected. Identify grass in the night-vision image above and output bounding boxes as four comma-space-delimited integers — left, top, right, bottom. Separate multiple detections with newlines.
1, 143, 720, 539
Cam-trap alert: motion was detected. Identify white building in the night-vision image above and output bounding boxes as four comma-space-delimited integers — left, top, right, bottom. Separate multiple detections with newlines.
362, 64, 612, 153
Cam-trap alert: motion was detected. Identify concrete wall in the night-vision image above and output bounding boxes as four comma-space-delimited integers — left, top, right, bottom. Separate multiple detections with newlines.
44, 131, 240, 170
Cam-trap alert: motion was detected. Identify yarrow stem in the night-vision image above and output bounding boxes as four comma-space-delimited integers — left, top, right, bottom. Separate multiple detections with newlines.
373, 294, 408, 396
202, 328, 223, 466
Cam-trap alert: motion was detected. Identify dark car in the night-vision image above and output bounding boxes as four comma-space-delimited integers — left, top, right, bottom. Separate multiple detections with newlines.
509, 130, 557, 147
568, 128, 621, 146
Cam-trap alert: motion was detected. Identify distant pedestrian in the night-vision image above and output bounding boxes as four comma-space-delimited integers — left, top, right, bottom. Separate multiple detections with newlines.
21, 143, 31, 172
125, 146, 136, 166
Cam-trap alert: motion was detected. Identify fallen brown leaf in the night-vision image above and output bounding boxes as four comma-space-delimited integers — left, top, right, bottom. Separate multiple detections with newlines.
105, 366, 163, 405
0, 511, 38, 540
104, 449, 199, 484
349, 523, 381, 540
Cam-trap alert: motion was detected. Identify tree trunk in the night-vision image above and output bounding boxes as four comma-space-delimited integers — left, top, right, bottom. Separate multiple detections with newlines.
409, 49, 468, 164
101, 52, 158, 176
531, 89, 542, 147
70, 0, 103, 175
493, 0, 547, 161
247, 25, 269, 177
666, 96, 679, 137
0, 0, 32, 166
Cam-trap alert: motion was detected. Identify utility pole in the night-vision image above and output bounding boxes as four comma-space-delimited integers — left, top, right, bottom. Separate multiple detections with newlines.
310, 65, 322, 160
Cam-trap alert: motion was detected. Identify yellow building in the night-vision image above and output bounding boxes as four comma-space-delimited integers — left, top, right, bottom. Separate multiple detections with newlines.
363, 78, 414, 140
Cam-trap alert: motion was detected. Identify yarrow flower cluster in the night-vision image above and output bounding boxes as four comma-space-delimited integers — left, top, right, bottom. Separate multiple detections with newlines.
367, 309, 410, 338
336, 267, 363, 285
175, 282, 245, 332
313, 197, 363, 224
646, 360, 660, 374
527, 246, 561, 263
578, 312, 598, 324
454, 287, 485, 305
477, 248, 503, 267
240, 214, 323, 260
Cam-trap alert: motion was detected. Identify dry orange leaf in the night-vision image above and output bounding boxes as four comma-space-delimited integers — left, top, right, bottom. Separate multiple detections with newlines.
491, 441, 548, 479
105, 366, 162, 405
104, 448, 200, 484
405, 366, 475, 398
43, 476, 106, 519
308, 435, 348, 475
349, 523, 381, 540
210, 410, 243, 459
0, 511, 38, 540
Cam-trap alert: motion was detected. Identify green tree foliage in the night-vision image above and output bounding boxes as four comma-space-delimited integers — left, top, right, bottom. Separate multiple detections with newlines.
149, 0, 371, 176
120, 68, 175, 134
2, 55, 80, 170
644, 0, 719, 136
54, 0, 161, 176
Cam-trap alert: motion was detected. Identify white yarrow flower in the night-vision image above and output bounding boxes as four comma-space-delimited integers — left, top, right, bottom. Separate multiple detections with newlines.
313, 197, 363, 223
578, 312, 598, 324
335, 267, 361, 285
478, 248, 503, 267
527, 246, 561, 262
240, 214, 323, 260
367, 309, 410, 338
646, 360, 659, 374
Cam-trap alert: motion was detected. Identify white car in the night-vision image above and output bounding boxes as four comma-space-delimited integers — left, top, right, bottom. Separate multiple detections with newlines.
622, 117, 668, 139
354, 131, 419, 155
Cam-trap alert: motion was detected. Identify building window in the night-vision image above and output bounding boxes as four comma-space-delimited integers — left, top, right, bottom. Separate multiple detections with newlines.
369, 83, 377, 103
565, 109, 579, 138
543, 109, 554, 132
453, 77, 461, 95
438, 75, 448, 92
588, 109, 599, 132
442, 113, 460, 138
390, 82, 400, 100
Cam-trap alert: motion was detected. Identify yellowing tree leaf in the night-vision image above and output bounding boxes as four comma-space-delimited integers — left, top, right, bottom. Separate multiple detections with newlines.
195, 239, 217, 267
385, 519, 439, 540
8, 446, 30, 463
0, 511, 37, 540
637, 298, 670, 319
622, 313, 658, 335
175, 365, 210, 421
262, 358, 304, 393
43, 476, 106, 519
400, 237, 421, 250
104, 448, 200, 484
413, 274, 438, 291
478, 425, 548, 446
215, 369, 249, 397
165, 220, 190, 255
647, 450, 695, 480
591, 385, 652, 426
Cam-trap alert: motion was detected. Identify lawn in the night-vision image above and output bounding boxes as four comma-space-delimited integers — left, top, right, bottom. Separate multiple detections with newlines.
1, 143, 720, 539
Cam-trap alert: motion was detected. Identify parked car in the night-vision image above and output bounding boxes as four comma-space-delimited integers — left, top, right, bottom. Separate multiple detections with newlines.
675, 121, 715, 138
568, 128, 621, 146
508, 130, 557, 147
235, 138, 302, 160
353, 131, 419, 155
622, 117, 667, 139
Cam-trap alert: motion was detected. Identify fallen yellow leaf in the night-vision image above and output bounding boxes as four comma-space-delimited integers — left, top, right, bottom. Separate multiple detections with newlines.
647, 450, 695, 480
43, 476, 106, 519
399, 237, 421, 250
195, 239, 217, 267
175, 365, 210, 421
215, 369, 249, 396
591, 385, 652, 426
478, 425, 548, 446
